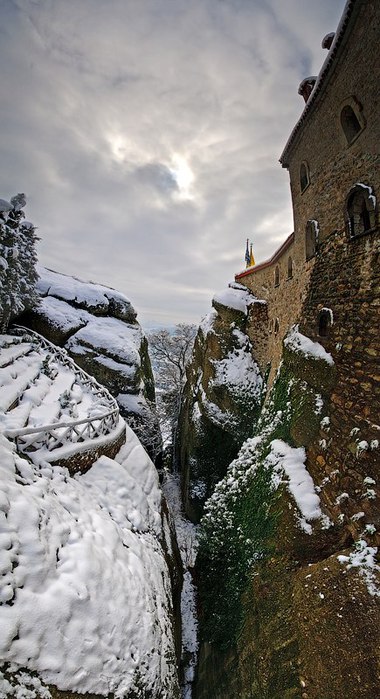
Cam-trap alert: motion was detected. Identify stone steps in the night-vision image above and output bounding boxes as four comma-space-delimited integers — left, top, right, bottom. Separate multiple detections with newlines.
0, 332, 125, 472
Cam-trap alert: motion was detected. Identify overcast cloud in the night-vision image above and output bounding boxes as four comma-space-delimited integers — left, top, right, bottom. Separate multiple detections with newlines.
0, 0, 346, 326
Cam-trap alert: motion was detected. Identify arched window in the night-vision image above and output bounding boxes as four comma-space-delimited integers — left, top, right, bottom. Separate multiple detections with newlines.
274, 266, 280, 287
305, 220, 319, 260
274, 318, 279, 335
346, 184, 376, 237
318, 310, 331, 337
300, 162, 310, 192
287, 256, 293, 279
340, 105, 361, 144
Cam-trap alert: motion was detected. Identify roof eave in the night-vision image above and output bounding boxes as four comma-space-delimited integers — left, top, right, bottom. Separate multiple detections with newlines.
279, 0, 359, 168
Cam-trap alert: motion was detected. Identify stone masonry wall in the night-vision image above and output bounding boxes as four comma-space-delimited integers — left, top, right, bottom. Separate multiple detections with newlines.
285, 0, 380, 249
300, 226, 380, 540
236, 237, 313, 387
236, 0, 380, 392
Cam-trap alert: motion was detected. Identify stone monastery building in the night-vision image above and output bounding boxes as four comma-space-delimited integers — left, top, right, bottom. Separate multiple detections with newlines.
235, 0, 379, 394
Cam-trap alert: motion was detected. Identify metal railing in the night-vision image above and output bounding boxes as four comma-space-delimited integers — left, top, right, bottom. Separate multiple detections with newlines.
4, 326, 121, 456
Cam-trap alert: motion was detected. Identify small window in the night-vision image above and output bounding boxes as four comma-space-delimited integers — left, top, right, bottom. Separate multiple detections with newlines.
305, 220, 319, 260
340, 105, 361, 144
274, 318, 279, 335
346, 184, 376, 237
318, 310, 331, 337
300, 162, 310, 192
287, 256, 293, 279
274, 265, 280, 287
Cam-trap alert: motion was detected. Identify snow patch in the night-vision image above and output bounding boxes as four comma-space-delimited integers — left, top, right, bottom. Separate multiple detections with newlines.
199, 310, 217, 337
211, 346, 263, 399
338, 540, 380, 597
67, 316, 142, 367
284, 325, 334, 365
37, 266, 135, 317
213, 286, 254, 314
267, 439, 323, 534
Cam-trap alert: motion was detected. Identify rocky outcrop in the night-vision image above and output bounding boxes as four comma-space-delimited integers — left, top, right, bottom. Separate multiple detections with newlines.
0, 428, 181, 699
193, 228, 380, 699
177, 284, 265, 521
19, 266, 161, 462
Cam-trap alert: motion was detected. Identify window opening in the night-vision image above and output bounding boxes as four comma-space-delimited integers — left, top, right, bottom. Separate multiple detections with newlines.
340, 105, 361, 144
274, 266, 280, 287
318, 310, 330, 337
287, 256, 293, 279
346, 184, 376, 237
300, 163, 310, 192
305, 220, 319, 260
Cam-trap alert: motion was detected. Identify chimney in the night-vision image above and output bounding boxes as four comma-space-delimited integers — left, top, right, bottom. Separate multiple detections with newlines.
298, 76, 317, 103
322, 32, 335, 50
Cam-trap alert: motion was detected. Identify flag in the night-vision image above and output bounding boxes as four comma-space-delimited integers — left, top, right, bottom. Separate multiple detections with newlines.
249, 243, 255, 267
245, 238, 250, 267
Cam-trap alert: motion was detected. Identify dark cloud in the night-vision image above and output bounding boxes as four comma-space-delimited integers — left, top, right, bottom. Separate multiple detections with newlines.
0, 0, 346, 326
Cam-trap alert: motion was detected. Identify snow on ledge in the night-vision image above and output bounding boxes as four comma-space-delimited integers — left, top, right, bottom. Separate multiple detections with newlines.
268, 439, 323, 534
213, 286, 255, 314
355, 182, 376, 209
284, 325, 334, 365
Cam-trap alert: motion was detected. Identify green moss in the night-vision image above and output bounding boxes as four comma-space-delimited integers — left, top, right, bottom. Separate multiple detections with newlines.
198, 459, 281, 649
191, 417, 241, 500
197, 337, 335, 653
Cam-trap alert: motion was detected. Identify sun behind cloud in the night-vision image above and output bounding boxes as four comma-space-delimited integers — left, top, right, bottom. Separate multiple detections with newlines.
169, 154, 195, 200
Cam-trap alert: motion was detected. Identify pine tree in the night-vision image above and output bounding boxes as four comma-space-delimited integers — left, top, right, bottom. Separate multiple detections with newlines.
0, 194, 39, 332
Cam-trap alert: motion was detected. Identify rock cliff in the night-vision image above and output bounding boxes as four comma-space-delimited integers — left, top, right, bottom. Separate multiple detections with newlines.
20, 266, 161, 462
177, 283, 264, 522
186, 226, 380, 699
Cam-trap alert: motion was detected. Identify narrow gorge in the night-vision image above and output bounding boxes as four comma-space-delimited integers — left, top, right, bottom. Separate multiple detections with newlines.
1, 1, 379, 698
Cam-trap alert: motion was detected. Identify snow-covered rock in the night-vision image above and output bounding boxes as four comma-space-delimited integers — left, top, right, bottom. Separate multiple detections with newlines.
177, 286, 264, 521
19, 267, 160, 462
37, 265, 137, 321
0, 429, 180, 697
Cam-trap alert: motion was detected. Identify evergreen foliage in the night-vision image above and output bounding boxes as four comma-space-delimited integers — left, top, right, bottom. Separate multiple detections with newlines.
0, 194, 39, 332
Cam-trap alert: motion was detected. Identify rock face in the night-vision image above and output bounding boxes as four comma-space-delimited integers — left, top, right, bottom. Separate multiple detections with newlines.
192, 237, 380, 698
177, 284, 264, 521
19, 266, 161, 462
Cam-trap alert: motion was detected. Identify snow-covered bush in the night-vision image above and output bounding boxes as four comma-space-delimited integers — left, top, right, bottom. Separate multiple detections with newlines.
0, 194, 39, 331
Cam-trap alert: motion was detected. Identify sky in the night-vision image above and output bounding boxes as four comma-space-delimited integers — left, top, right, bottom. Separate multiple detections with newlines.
0, 0, 346, 327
